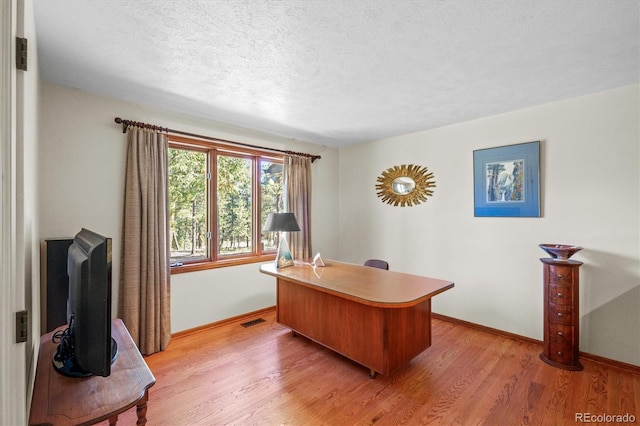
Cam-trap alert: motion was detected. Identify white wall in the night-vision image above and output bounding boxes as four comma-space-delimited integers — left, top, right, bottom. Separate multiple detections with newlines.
38, 82, 339, 333
37, 80, 639, 365
339, 85, 640, 366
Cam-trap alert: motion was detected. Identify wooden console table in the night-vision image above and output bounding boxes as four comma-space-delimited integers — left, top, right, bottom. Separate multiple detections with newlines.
260, 260, 454, 377
29, 319, 156, 425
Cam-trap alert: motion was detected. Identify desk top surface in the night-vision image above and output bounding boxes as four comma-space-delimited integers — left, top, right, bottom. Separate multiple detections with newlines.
29, 319, 155, 426
260, 260, 454, 307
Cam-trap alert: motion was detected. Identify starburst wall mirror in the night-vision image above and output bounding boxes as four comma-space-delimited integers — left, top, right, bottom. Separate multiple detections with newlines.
375, 164, 436, 207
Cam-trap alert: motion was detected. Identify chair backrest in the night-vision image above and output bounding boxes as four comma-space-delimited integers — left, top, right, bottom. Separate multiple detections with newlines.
364, 259, 389, 270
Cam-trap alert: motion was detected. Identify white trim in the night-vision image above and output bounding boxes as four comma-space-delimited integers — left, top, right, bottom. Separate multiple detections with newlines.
1, 0, 18, 424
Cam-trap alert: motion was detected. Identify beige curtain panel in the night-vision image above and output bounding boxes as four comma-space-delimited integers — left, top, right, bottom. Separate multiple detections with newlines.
119, 126, 171, 355
284, 155, 312, 260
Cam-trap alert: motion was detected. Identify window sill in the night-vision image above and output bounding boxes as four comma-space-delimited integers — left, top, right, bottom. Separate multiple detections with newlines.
170, 254, 276, 274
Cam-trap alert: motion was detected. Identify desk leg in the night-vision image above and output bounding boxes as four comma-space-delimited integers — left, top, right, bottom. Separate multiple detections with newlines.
136, 390, 150, 426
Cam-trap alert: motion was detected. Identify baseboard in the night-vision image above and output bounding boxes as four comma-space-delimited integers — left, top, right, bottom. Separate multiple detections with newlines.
432, 312, 640, 374
171, 308, 639, 374
578, 351, 640, 374
172, 306, 276, 340
431, 312, 542, 345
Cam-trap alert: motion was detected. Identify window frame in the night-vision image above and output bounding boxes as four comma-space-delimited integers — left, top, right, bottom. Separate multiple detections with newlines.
168, 135, 283, 274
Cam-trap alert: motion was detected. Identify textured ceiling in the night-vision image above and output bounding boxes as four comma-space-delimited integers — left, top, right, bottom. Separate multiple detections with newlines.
33, 0, 639, 147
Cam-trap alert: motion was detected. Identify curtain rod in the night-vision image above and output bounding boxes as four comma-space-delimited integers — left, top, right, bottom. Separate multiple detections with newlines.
114, 117, 321, 162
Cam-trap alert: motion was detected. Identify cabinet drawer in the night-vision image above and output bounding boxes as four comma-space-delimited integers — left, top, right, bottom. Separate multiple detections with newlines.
549, 303, 574, 325
548, 284, 574, 306
549, 341, 577, 365
549, 324, 575, 344
548, 266, 574, 286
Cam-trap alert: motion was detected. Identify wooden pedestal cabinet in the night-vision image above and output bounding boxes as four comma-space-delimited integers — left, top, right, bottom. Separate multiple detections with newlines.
540, 258, 583, 370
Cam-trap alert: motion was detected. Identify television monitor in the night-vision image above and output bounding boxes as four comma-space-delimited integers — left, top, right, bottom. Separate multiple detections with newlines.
52, 228, 117, 377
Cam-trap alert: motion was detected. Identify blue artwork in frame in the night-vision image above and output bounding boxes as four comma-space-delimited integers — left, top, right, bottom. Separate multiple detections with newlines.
473, 141, 540, 217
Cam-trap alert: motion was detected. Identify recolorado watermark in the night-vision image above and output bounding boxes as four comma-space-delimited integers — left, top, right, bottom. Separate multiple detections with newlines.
575, 412, 636, 423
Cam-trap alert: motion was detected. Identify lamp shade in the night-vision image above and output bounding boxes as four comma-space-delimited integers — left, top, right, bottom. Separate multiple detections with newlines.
262, 213, 300, 232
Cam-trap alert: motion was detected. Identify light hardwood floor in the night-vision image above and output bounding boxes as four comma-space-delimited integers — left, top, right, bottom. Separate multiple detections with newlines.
111, 309, 639, 425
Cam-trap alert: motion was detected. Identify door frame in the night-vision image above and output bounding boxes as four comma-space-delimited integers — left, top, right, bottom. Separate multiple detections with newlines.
1, 0, 24, 424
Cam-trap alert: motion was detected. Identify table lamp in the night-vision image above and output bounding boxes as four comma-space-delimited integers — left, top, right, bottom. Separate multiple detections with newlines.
262, 212, 300, 268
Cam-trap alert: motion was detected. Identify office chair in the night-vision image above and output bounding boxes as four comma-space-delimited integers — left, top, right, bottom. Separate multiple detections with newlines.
364, 259, 389, 270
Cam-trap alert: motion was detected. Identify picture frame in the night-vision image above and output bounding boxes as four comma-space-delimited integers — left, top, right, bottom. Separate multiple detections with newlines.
473, 141, 540, 217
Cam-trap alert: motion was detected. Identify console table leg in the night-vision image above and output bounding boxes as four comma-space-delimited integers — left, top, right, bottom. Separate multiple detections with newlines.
136, 390, 149, 425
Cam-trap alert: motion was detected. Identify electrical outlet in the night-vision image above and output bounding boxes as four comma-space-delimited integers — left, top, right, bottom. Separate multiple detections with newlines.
16, 310, 28, 343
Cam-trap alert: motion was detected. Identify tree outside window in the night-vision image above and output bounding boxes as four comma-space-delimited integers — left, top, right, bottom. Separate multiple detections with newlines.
168, 137, 283, 272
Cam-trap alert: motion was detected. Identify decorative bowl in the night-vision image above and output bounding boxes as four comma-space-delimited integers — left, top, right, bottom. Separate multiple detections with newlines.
539, 244, 583, 261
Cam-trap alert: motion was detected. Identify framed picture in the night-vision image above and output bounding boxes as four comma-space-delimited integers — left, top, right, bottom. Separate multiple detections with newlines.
473, 141, 540, 217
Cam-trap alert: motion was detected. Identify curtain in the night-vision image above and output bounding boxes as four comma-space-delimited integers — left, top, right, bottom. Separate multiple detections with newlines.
284, 156, 312, 260
119, 126, 171, 355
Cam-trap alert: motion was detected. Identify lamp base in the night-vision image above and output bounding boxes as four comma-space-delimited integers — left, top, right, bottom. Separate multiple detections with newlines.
275, 236, 294, 268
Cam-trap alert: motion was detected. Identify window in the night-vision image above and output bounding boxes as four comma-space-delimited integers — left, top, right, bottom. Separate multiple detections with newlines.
168, 135, 283, 272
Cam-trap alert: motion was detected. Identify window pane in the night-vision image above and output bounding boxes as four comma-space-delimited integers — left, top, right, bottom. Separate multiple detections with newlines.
217, 155, 252, 256
169, 148, 208, 262
260, 160, 284, 252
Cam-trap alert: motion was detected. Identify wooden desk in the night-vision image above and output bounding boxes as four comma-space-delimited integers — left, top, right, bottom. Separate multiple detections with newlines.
29, 319, 156, 425
260, 260, 454, 377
